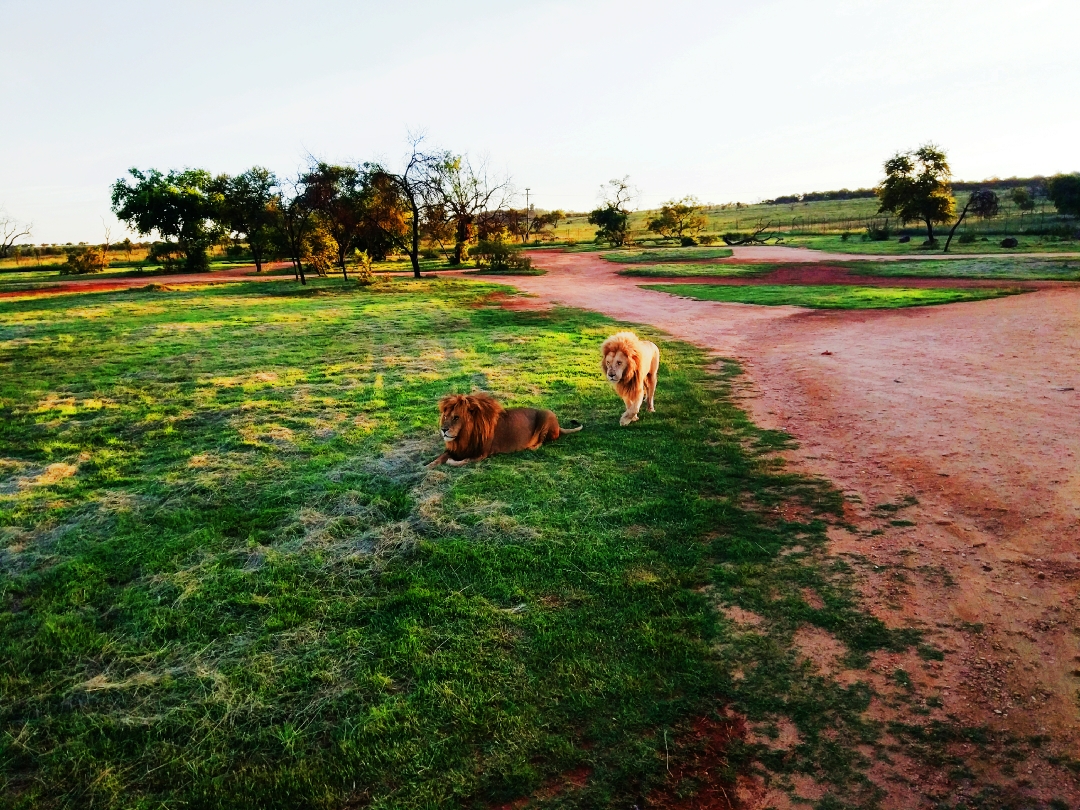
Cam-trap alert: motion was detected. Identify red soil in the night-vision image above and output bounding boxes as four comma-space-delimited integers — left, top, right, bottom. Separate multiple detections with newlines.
0, 262, 292, 299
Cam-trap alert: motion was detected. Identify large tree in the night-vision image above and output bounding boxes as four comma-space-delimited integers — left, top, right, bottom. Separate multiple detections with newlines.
111, 168, 222, 271
588, 176, 634, 246
302, 162, 367, 280
1048, 173, 1080, 218
646, 195, 707, 241
0, 210, 32, 259
876, 144, 955, 244
213, 167, 277, 273
428, 153, 511, 264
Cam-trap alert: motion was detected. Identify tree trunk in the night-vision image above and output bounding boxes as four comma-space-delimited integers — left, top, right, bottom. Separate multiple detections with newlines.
925, 218, 935, 243
943, 200, 973, 253
453, 217, 468, 265
410, 200, 421, 279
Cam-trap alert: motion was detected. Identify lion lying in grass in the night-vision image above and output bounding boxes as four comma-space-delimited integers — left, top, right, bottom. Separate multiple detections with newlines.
601, 331, 660, 426
427, 393, 583, 467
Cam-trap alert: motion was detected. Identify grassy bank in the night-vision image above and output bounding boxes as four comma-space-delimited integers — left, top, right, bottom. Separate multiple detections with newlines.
642, 283, 1021, 309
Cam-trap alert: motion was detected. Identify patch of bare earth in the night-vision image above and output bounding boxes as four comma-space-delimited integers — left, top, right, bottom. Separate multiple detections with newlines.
481, 248, 1080, 808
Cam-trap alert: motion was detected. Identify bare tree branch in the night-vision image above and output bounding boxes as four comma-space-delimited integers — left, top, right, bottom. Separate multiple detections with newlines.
0, 210, 33, 259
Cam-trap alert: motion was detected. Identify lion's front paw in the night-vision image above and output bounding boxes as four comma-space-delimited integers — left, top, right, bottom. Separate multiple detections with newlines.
619, 413, 637, 426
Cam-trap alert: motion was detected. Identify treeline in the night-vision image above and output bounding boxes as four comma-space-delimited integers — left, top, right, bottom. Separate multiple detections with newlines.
110, 140, 564, 284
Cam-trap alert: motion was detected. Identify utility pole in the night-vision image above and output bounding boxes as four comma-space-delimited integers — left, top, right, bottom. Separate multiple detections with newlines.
525, 188, 530, 243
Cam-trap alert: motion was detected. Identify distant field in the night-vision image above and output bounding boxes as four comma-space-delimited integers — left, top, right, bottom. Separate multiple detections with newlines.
642, 283, 1020, 309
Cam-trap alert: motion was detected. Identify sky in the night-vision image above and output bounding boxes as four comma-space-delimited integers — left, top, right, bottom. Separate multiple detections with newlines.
2, 0, 1078, 243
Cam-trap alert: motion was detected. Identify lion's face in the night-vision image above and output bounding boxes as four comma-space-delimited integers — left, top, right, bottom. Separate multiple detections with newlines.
603, 350, 630, 383
438, 399, 466, 442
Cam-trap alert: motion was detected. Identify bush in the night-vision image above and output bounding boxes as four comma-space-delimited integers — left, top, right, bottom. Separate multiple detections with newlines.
957, 232, 977, 244
420, 247, 440, 260
697, 234, 717, 245
60, 246, 107, 275
840, 232, 850, 242
865, 222, 891, 241
679, 236, 697, 247
148, 241, 185, 271
472, 239, 533, 272
353, 249, 376, 284
225, 245, 246, 260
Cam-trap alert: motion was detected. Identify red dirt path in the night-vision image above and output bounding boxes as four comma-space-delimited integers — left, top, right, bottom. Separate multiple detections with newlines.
0, 263, 292, 299
497, 248, 1080, 808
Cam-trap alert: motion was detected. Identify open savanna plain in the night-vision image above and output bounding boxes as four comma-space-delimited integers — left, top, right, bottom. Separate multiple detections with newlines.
2, 244, 1079, 809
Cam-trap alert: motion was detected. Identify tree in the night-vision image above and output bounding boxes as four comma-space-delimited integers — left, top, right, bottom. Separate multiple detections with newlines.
646, 196, 707, 241
214, 167, 277, 273
876, 144, 955, 244
428, 153, 511, 264
588, 177, 634, 246
0, 211, 32, 259
1047, 174, 1080, 218
111, 168, 223, 271
943, 189, 999, 253
270, 174, 314, 285
355, 166, 411, 262
302, 162, 367, 280
382, 134, 440, 278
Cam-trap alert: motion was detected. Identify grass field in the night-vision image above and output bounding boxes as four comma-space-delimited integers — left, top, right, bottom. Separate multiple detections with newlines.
600, 247, 733, 264
618, 264, 773, 278
783, 234, 1080, 255
0, 277, 994, 808
846, 257, 1080, 280
642, 283, 1021, 309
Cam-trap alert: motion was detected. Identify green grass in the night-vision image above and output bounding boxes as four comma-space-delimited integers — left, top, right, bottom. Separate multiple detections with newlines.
618, 264, 773, 278
845, 257, 1080, 280
785, 234, 1080, 256
642, 283, 1021, 309
1, 277, 1014, 808
465, 266, 547, 276
601, 247, 733, 264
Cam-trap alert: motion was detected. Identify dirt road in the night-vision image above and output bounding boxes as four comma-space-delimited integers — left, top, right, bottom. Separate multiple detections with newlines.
0, 263, 293, 300
502, 248, 1080, 806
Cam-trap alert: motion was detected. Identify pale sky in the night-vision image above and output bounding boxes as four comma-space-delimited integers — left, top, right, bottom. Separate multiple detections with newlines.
3, 0, 1078, 243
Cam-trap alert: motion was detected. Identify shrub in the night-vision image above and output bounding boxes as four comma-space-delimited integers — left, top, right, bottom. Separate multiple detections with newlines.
420, 247, 440, 260
697, 234, 717, 245
865, 222, 891, 241
472, 239, 533, 272
353, 249, 375, 284
957, 232, 977, 244
60, 245, 107, 275
840, 232, 850, 242
680, 236, 697, 247
148, 241, 185, 271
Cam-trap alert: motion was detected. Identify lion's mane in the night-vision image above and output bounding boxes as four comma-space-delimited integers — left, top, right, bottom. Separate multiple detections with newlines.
438, 393, 504, 460
600, 331, 645, 400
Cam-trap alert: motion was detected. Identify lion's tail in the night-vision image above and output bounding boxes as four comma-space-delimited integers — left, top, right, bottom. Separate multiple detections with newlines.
560, 419, 584, 434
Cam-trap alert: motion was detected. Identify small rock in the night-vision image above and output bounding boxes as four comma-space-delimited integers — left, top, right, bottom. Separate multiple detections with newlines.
1000, 237, 1019, 248
821, 350, 833, 356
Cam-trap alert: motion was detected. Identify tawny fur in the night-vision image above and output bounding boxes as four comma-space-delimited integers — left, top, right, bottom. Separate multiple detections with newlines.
427, 393, 583, 467
600, 331, 660, 426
